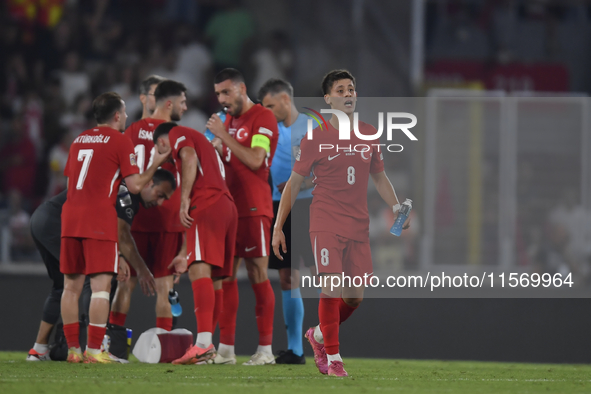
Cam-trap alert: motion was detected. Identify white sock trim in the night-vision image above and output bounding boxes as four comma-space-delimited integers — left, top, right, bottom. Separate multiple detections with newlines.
196, 332, 212, 348
314, 325, 324, 344
33, 343, 49, 353
89, 323, 107, 328
327, 353, 342, 365
218, 343, 235, 357
256, 345, 272, 356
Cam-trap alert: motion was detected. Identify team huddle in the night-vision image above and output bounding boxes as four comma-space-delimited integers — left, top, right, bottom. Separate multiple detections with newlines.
26, 69, 409, 377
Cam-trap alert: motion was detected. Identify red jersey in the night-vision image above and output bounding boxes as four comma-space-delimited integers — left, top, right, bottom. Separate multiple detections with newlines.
62, 126, 139, 241
169, 125, 233, 213
293, 121, 385, 242
124, 118, 183, 233
221, 104, 278, 218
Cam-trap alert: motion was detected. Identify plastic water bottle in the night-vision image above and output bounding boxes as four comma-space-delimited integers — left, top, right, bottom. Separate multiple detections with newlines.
126, 328, 132, 358
390, 199, 412, 236
101, 334, 110, 353
204, 108, 227, 141
168, 289, 182, 317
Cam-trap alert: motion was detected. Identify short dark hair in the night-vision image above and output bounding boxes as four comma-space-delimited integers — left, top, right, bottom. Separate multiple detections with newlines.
140, 75, 166, 95
321, 69, 356, 95
154, 80, 187, 103
92, 92, 124, 124
257, 78, 293, 101
153, 121, 178, 143
214, 68, 244, 85
153, 168, 177, 190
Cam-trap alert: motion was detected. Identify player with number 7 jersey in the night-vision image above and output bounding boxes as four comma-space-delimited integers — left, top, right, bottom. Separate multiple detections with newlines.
62, 125, 140, 245
60, 92, 170, 363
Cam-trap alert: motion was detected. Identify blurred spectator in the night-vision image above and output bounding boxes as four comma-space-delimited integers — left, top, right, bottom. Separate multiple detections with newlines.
59, 93, 92, 137
545, 189, 591, 282
40, 21, 76, 78
46, 130, 74, 198
58, 51, 90, 108
181, 97, 208, 133
20, 89, 44, 159
3, 53, 28, 103
164, 0, 199, 24
109, 64, 141, 122
149, 48, 199, 99
205, 0, 255, 70
175, 25, 213, 101
7, 189, 36, 261
251, 30, 294, 95
0, 114, 37, 200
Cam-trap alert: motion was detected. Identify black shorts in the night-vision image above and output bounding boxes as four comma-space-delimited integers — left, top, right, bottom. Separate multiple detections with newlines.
30, 206, 63, 290
269, 198, 314, 270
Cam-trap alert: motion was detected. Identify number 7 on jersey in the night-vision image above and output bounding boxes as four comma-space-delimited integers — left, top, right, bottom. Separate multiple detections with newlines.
76, 149, 94, 189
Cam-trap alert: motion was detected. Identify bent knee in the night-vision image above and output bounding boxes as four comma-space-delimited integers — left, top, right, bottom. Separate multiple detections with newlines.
343, 297, 363, 308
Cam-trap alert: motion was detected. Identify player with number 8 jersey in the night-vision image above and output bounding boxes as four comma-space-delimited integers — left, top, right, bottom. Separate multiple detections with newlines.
272, 70, 410, 377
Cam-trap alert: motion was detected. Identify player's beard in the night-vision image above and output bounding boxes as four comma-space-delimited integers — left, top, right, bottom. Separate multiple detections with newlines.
170, 108, 181, 121
230, 97, 243, 117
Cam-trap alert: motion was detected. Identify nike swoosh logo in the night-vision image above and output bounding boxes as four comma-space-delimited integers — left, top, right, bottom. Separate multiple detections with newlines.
328, 154, 340, 161
187, 252, 192, 260
245, 246, 256, 252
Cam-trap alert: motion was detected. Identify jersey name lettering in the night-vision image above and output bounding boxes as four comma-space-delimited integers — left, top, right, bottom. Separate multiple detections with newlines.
138, 129, 153, 141
73, 134, 111, 144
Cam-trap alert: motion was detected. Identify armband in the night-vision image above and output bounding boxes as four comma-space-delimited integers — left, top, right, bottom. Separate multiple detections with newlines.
251, 134, 271, 153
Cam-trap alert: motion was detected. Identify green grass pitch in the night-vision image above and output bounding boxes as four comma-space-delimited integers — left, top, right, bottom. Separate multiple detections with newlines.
1, 352, 590, 393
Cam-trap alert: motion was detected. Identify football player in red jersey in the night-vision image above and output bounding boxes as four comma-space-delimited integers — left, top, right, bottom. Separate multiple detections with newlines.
109, 79, 188, 332
139, 75, 165, 119
152, 122, 238, 365
205, 68, 279, 365
271, 70, 410, 376
60, 92, 170, 363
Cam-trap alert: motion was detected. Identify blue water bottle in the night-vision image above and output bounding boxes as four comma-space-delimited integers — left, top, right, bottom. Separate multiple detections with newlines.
390, 199, 412, 236
205, 108, 227, 141
168, 289, 182, 317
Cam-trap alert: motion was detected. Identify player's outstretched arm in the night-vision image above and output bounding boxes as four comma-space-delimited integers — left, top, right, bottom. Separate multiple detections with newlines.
117, 218, 156, 295
272, 171, 305, 260
206, 114, 267, 170
167, 236, 187, 284
370, 171, 410, 229
125, 147, 171, 194
178, 146, 198, 228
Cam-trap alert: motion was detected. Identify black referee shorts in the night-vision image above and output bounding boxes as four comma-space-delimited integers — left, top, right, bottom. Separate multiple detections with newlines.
30, 206, 63, 290
269, 198, 314, 270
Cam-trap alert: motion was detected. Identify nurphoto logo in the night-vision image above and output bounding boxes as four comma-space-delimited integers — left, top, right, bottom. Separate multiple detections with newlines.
303, 107, 418, 153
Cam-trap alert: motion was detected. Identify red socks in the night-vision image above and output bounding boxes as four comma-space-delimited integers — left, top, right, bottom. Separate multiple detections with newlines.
87, 324, 106, 350
156, 317, 173, 331
219, 280, 239, 345
63, 322, 80, 349
212, 289, 224, 332
192, 278, 215, 334
109, 311, 127, 326
252, 280, 275, 346
319, 294, 340, 355
339, 298, 358, 324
